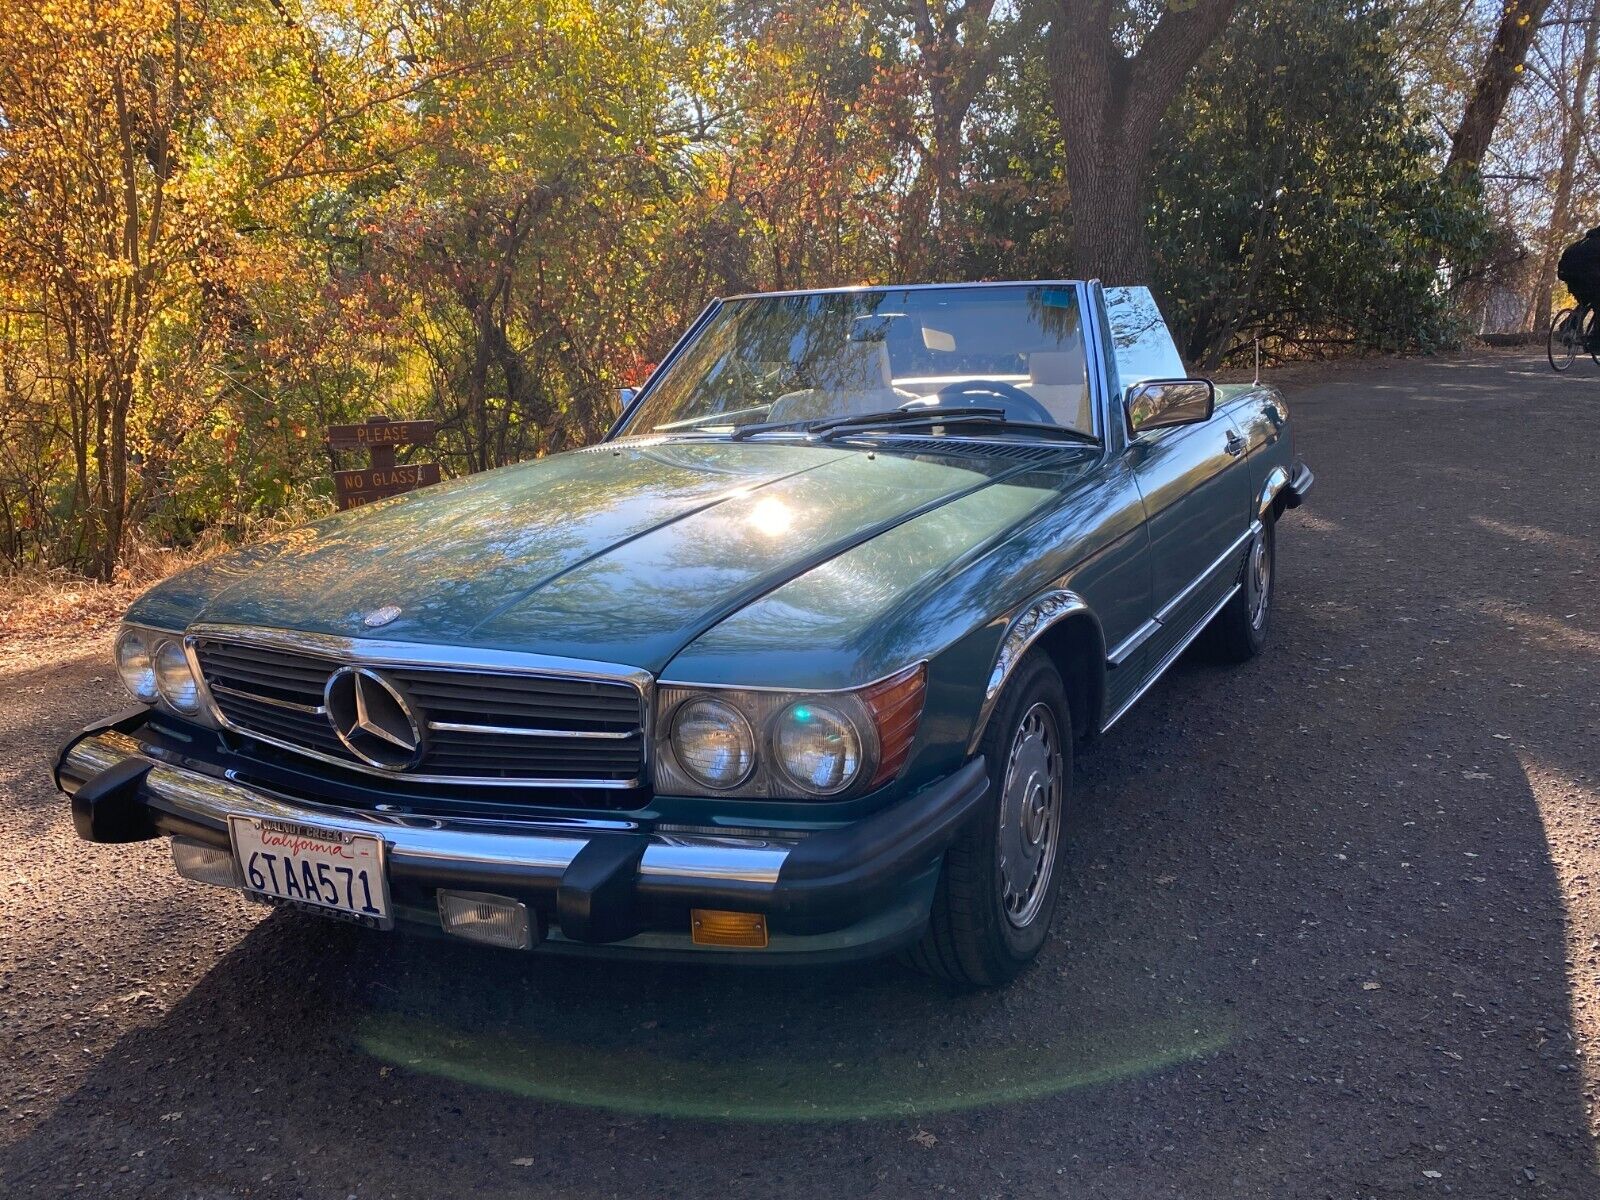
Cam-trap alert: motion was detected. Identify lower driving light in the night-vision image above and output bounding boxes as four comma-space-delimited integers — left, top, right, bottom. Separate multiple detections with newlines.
772, 700, 863, 795
172, 837, 242, 889
437, 890, 534, 950
153, 638, 202, 714
671, 697, 756, 790
115, 627, 160, 703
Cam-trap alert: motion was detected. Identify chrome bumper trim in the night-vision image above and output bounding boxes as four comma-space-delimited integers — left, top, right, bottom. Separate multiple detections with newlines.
61, 732, 791, 886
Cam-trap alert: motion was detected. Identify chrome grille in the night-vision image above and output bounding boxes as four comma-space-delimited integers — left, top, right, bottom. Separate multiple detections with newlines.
192, 635, 647, 787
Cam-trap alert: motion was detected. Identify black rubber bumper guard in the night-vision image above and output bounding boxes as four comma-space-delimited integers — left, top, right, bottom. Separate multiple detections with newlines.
55, 713, 989, 944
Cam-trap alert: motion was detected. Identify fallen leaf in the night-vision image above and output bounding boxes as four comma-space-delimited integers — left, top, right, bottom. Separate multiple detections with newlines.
910, 1130, 938, 1148
511, 1157, 535, 1167
1423, 1170, 1442, 1179
1362, 981, 1382, 990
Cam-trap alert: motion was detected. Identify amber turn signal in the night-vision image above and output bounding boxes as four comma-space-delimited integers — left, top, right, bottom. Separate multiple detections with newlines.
863, 662, 927, 788
690, 909, 769, 948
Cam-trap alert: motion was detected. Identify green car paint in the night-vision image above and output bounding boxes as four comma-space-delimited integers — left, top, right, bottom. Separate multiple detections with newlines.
125, 283, 1306, 822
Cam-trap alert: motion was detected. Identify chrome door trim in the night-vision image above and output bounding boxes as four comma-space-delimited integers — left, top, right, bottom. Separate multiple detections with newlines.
1101, 583, 1242, 733
1153, 521, 1260, 625
1106, 619, 1160, 668
184, 623, 653, 790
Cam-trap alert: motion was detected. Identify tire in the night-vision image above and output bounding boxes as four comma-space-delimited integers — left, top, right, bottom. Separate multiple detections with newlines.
902, 655, 1070, 988
1549, 307, 1578, 372
1206, 515, 1275, 663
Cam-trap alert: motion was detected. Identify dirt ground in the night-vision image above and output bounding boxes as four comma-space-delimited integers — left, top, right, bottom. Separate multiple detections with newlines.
2, 351, 1598, 1199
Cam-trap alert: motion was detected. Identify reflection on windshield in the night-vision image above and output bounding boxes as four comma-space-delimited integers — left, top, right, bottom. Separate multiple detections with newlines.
622, 285, 1095, 438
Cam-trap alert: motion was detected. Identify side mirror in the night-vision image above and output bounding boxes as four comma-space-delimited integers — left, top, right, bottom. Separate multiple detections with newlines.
1126, 378, 1215, 436
617, 387, 638, 411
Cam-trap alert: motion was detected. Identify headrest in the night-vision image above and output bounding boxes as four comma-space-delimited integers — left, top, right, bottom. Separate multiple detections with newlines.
813, 340, 893, 391
1029, 350, 1084, 387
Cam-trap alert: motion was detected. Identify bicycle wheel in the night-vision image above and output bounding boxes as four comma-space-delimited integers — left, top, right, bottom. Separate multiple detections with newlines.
1549, 308, 1578, 371
1585, 309, 1600, 366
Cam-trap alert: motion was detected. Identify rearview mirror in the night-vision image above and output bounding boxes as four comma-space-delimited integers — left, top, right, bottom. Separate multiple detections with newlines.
1126, 378, 1215, 436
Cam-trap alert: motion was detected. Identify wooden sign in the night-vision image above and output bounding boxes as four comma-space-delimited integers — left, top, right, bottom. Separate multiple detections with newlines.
326, 416, 441, 510
324, 419, 437, 451
333, 463, 441, 505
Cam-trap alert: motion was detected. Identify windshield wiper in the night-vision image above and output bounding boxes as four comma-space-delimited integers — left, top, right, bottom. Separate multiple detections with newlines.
806, 405, 1006, 438
811, 407, 1099, 445
729, 405, 1006, 441
726, 408, 1004, 442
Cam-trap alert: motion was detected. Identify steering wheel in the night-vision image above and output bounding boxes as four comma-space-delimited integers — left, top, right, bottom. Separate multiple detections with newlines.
904, 379, 1055, 425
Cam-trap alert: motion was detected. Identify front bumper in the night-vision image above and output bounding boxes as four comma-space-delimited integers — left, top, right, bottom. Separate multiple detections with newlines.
55, 713, 988, 960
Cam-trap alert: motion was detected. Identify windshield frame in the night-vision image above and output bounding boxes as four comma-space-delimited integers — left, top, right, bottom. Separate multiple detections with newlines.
608, 280, 1105, 446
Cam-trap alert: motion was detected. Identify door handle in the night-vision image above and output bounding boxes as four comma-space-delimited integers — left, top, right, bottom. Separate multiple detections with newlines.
1224, 432, 1246, 457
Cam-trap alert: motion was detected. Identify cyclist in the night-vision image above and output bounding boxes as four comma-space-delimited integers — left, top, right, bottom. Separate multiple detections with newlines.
1558, 225, 1600, 350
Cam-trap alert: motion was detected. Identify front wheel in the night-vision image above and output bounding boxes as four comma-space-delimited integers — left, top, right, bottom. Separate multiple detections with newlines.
1205, 516, 1275, 662
1550, 307, 1579, 372
903, 655, 1070, 988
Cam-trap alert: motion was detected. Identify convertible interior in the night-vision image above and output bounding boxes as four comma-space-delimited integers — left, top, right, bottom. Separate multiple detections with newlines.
763, 327, 1094, 436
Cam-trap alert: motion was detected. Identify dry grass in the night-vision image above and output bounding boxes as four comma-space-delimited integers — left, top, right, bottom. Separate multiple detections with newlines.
0, 543, 204, 668
0, 496, 335, 669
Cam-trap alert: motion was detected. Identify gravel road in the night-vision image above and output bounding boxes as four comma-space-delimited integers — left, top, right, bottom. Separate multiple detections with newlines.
3, 352, 1599, 1198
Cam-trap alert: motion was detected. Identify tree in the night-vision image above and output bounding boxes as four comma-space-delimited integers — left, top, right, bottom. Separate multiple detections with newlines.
1446, 0, 1556, 178
1529, 0, 1600, 329
887, 1, 1009, 276
1042, 0, 1240, 282
1150, 0, 1492, 366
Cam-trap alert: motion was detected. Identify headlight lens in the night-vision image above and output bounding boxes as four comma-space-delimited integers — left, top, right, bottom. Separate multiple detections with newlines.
653, 665, 924, 800
670, 697, 756, 790
153, 638, 202, 714
114, 627, 159, 703
771, 701, 863, 795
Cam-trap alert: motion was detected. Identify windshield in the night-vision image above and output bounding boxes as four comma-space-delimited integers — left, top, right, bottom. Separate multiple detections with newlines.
619, 285, 1094, 439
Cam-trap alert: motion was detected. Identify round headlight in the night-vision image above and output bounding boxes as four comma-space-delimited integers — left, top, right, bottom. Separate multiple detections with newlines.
772, 701, 863, 796
114, 628, 159, 703
670, 697, 756, 791
153, 639, 202, 714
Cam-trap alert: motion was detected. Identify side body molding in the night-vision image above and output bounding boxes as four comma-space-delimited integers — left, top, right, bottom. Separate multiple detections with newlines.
967, 589, 1100, 753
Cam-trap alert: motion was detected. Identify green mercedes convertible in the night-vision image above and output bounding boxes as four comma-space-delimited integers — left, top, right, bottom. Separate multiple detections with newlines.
56, 281, 1311, 986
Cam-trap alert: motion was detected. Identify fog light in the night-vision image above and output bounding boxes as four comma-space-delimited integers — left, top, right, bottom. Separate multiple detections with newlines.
437, 890, 533, 950
172, 837, 241, 889
690, 909, 769, 948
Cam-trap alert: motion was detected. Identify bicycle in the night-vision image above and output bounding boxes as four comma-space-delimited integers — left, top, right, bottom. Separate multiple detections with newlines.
1548, 302, 1598, 371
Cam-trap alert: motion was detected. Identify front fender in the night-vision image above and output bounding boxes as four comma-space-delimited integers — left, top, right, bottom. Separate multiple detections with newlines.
966, 589, 1106, 754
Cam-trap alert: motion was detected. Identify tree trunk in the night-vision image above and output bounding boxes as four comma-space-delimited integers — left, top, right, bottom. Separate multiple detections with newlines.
1063, 151, 1155, 283
1446, 0, 1556, 178
1531, 0, 1600, 332
1045, 0, 1240, 283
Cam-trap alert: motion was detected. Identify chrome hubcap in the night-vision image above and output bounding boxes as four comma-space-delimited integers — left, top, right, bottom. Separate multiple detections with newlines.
998, 703, 1063, 928
1248, 530, 1271, 630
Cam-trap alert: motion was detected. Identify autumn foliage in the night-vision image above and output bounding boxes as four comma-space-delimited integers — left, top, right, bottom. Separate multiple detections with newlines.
0, 0, 1582, 579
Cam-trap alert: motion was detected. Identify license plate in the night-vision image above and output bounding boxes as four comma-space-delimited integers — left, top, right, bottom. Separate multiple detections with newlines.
228, 816, 392, 929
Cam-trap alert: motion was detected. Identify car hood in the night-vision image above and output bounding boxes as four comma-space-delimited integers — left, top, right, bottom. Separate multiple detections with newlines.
130, 440, 1066, 674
